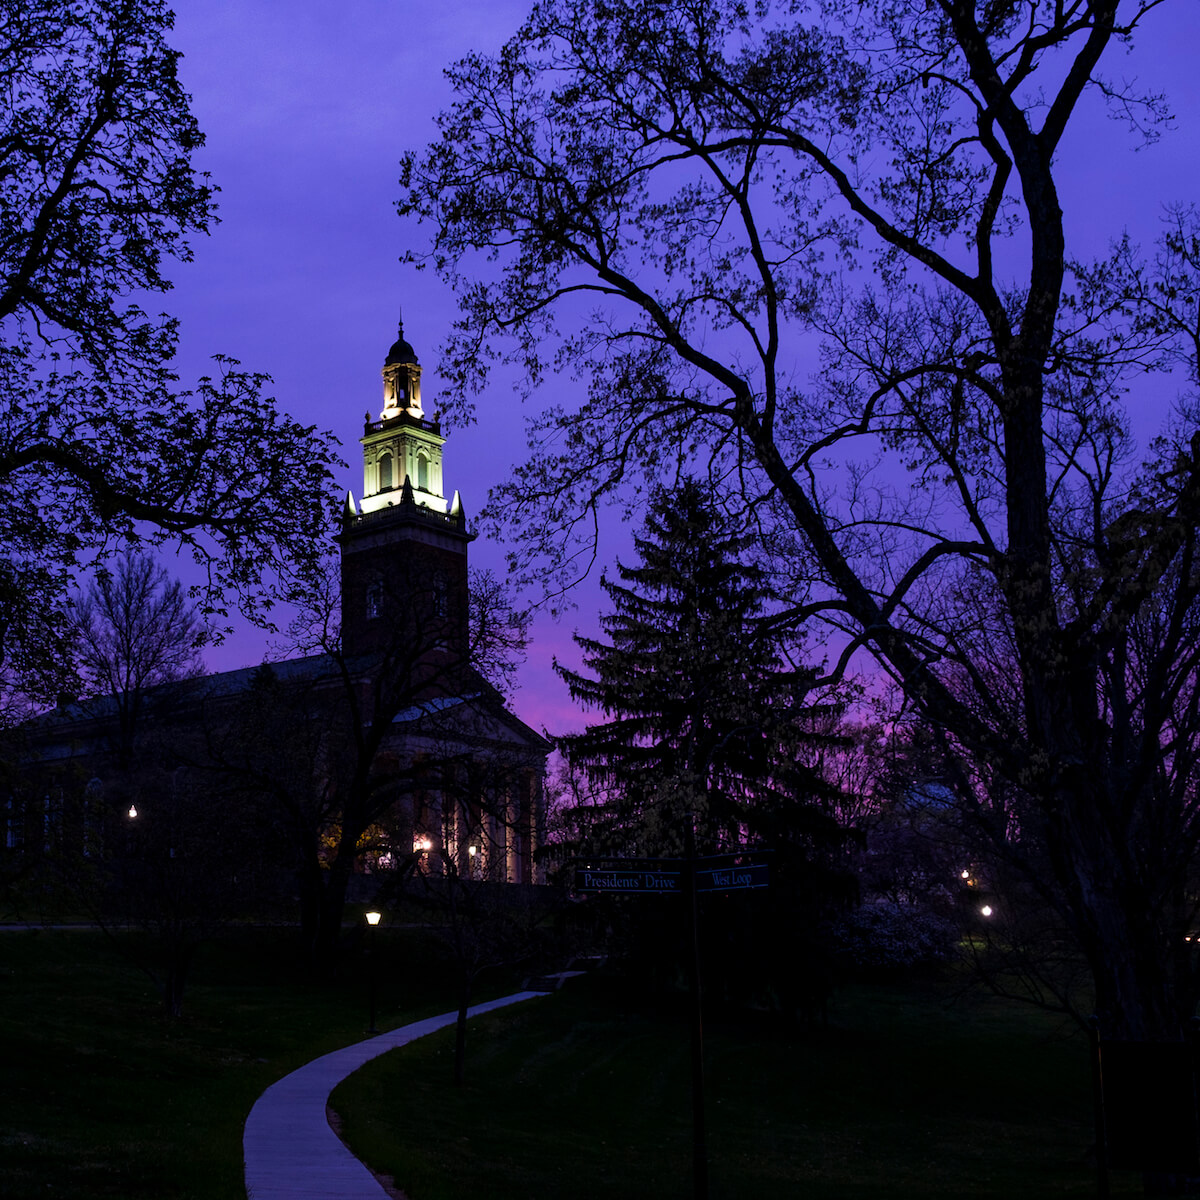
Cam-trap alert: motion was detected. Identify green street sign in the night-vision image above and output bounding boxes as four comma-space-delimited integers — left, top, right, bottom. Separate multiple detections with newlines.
695, 863, 769, 892
575, 867, 682, 894
573, 858, 770, 895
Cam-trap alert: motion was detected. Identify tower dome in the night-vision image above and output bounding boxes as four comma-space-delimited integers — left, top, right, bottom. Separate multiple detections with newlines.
384, 322, 418, 366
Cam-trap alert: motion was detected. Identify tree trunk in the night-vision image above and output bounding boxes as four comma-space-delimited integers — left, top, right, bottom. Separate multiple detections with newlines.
1051, 780, 1193, 1043
1083, 897, 1188, 1043
296, 851, 324, 956
454, 972, 472, 1086
311, 841, 359, 966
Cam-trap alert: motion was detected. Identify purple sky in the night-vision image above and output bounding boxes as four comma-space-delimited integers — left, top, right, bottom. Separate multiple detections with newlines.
165, 0, 589, 735
160, 2, 1200, 737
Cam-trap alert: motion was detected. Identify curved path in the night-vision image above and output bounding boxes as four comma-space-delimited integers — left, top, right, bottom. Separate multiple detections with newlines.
244, 991, 545, 1199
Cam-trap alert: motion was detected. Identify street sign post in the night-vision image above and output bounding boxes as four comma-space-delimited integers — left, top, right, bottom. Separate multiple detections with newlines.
570, 851, 771, 1200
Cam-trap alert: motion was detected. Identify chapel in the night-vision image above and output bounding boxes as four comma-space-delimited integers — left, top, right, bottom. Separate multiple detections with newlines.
8, 324, 550, 887
334, 321, 550, 882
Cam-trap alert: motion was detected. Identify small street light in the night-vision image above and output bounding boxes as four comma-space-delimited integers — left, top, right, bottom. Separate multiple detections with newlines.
364, 910, 382, 1034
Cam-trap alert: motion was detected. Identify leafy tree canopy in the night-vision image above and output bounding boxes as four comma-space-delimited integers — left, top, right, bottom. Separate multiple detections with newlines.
403, 0, 1200, 1039
0, 0, 341, 703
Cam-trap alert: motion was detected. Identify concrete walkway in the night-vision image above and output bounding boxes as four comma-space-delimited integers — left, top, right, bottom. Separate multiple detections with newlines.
244, 991, 545, 1199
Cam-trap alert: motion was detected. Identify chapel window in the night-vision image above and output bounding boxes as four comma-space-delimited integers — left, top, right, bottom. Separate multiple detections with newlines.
366, 581, 383, 620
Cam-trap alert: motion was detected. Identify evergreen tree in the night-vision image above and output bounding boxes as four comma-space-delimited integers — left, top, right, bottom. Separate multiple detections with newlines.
557, 480, 845, 860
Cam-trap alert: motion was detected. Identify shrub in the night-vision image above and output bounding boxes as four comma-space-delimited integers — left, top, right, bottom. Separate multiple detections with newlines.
826, 902, 959, 976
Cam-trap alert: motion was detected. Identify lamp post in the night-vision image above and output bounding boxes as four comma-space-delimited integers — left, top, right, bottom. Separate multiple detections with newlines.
365, 910, 382, 1034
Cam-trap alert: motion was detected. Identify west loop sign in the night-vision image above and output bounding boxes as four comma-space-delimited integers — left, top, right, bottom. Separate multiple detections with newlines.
695, 863, 769, 893
574, 857, 769, 895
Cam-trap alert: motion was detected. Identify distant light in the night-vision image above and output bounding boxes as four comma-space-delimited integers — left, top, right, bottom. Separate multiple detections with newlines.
127, 805, 138, 819
981, 905, 993, 918
413, 836, 432, 853
468, 844, 477, 857
960, 869, 971, 879
365, 911, 381, 926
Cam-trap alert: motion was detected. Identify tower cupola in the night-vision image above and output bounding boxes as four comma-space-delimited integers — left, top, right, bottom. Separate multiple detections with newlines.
381, 319, 423, 419
353, 323, 450, 511
337, 320, 474, 659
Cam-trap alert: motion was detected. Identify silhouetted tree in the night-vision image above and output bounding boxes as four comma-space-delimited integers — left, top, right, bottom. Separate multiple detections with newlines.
193, 561, 535, 964
557, 481, 855, 1015
0, 0, 339, 705
78, 761, 271, 1018
402, 0, 1200, 1044
72, 552, 205, 766
409, 831, 557, 1085
557, 479, 846, 858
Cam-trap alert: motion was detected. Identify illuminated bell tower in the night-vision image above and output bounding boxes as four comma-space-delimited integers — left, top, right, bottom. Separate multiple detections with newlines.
337, 322, 474, 659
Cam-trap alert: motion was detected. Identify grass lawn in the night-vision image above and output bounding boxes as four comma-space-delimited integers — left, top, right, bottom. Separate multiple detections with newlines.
331, 972, 1145, 1200
0, 924, 515, 1200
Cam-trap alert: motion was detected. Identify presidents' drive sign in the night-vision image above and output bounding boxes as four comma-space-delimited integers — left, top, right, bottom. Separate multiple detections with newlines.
574, 860, 769, 895
576, 867, 683, 894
